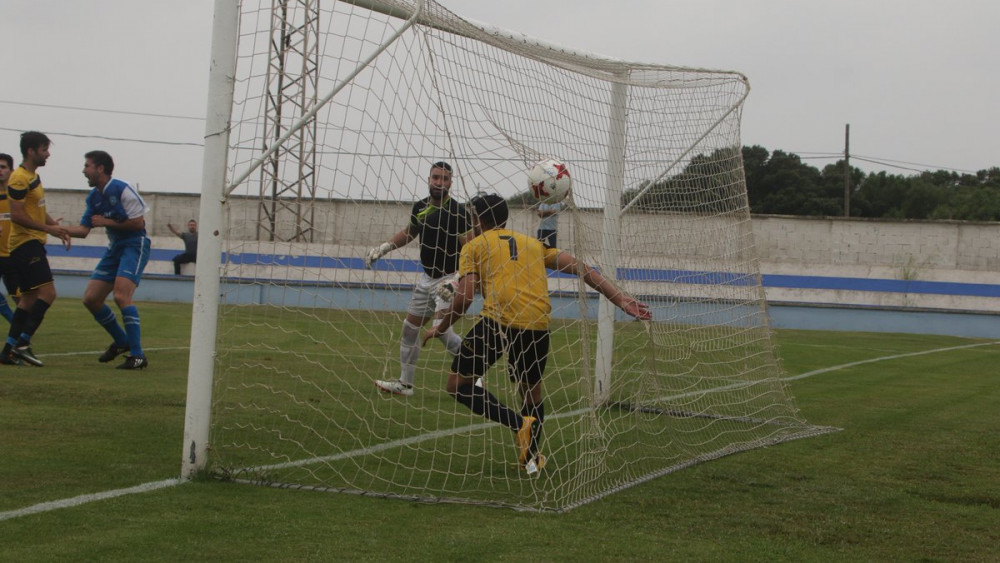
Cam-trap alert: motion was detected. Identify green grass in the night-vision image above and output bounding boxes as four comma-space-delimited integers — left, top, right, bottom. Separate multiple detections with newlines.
1, 302, 998, 562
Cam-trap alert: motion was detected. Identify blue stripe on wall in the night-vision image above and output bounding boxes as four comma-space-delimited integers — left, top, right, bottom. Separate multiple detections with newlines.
49, 245, 1000, 298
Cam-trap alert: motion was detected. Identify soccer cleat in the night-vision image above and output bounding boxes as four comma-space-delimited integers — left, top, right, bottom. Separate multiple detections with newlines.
374, 379, 414, 397
11, 345, 43, 367
99, 342, 130, 363
516, 416, 540, 465
0, 352, 23, 366
116, 355, 149, 370
524, 454, 547, 475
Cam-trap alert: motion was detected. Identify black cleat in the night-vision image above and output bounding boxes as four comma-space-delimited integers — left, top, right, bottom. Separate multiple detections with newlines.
116, 355, 149, 370
99, 342, 130, 363
0, 352, 23, 366
11, 345, 43, 367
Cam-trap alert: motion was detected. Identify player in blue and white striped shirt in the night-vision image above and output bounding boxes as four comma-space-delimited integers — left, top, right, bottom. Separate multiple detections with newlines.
65, 150, 152, 370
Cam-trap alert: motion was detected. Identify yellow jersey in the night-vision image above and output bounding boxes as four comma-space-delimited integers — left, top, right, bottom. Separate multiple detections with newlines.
7, 166, 49, 250
459, 228, 560, 330
0, 191, 11, 258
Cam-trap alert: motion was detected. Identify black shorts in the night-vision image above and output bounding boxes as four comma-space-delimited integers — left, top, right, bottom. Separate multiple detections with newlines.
452, 317, 549, 386
10, 239, 53, 293
0, 256, 20, 296
537, 229, 557, 248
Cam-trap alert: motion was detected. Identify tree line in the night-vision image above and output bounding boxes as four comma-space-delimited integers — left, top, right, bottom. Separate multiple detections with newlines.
511, 146, 1000, 221
741, 145, 1000, 220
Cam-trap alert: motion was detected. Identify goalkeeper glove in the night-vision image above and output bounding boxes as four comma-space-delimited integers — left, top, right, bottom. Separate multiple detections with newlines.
436, 278, 459, 302
365, 242, 393, 269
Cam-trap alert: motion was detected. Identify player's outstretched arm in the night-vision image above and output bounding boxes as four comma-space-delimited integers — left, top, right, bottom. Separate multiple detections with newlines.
550, 251, 652, 320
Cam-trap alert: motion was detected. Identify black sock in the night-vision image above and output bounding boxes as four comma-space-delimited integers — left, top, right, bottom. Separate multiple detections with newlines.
521, 401, 545, 424
454, 383, 520, 430
4, 308, 29, 352
19, 299, 51, 343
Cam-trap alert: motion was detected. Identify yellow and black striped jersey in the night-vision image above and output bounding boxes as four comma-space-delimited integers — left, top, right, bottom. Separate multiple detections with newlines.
7, 166, 48, 250
0, 191, 11, 258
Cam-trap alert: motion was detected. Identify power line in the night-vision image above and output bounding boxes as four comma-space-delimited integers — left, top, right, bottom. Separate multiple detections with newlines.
0, 99, 204, 121
789, 151, 978, 175
0, 126, 203, 148
851, 154, 978, 174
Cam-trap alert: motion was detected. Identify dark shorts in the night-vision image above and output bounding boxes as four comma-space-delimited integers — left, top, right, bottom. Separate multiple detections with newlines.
0, 256, 20, 296
537, 229, 557, 248
452, 317, 550, 386
10, 239, 53, 293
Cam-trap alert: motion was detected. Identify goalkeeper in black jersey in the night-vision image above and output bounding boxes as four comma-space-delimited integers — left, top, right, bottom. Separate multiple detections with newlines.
365, 161, 474, 397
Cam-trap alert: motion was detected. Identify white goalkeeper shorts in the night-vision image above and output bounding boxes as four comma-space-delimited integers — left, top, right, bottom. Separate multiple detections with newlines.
406, 272, 458, 318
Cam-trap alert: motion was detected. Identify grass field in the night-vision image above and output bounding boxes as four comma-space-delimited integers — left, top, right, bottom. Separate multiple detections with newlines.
1, 301, 998, 562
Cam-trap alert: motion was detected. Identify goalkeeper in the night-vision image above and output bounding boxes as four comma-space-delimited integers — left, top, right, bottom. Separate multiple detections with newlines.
422, 194, 651, 472
365, 161, 474, 397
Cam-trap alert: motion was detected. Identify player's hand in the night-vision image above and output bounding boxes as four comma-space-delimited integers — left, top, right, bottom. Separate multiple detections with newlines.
365, 242, 392, 269
623, 297, 652, 321
421, 326, 442, 347
50, 226, 72, 250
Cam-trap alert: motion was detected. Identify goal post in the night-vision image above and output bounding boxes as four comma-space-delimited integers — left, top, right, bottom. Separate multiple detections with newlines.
181, 0, 239, 478
183, 0, 837, 510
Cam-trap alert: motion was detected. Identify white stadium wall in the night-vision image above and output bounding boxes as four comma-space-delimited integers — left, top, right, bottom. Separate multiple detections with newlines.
43, 189, 1000, 313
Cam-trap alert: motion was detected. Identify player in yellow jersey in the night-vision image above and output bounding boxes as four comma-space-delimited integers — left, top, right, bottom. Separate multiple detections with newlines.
0, 132, 71, 367
423, 194, 651, 472
0, 153, 19, 324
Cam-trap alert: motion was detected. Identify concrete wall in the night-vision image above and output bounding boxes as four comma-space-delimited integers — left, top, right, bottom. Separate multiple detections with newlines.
43, 189, 1000, 313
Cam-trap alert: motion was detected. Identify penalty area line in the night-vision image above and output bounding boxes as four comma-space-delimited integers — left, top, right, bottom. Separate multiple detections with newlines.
0, 478, 185, 522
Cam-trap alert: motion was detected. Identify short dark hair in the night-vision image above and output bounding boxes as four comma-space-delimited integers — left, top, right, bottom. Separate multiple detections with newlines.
470, 193, 508, 229
0, 153, 12, 168
85, 150, 115, 175
20, 131, 51, 158
431, 161, 452, 173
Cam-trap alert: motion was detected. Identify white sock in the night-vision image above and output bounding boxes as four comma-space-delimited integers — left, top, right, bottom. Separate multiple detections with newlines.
399, 319, 420, 387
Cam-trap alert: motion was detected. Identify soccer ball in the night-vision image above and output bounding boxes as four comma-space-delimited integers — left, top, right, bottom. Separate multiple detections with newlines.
527, 158, 571, 204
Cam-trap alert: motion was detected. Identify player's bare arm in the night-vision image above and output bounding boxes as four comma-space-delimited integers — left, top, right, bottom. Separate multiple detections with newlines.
550, 251, 652, 320
364, 226, 417, 269
92, 215, 146, 231
64, 224, 92, 239
11, 200, 71, 248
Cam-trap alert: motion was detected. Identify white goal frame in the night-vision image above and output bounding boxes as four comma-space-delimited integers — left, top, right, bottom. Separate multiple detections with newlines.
181, 1, 834, 512
182, 0, 751, 478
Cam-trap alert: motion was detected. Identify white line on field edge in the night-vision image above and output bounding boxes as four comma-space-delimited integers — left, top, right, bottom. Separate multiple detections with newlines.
2, 340, 997, 522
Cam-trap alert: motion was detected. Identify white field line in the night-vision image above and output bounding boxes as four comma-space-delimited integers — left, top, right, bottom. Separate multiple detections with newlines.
0, 479, 183, 522
2, 341, 996, 522
782, 341, 1000, 381
38, 346, 191, 358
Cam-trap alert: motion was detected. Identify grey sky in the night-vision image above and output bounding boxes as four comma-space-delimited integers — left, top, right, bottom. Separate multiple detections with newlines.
1, 0, 996, 194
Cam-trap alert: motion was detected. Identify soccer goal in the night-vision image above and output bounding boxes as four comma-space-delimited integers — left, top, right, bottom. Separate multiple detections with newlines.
182, 0, 837, 511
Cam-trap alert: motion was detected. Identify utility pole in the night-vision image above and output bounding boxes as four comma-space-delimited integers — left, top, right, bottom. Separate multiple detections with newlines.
843, 123, 850, 217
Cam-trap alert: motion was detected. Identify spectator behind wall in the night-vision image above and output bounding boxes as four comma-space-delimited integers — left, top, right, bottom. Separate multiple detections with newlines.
167, 219, 198, 275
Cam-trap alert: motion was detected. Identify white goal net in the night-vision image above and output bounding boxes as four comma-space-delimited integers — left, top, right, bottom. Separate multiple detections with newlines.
196, 0, 836, 511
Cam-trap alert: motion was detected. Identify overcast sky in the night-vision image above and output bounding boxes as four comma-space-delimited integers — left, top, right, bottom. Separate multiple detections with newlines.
1, 0, 996, 194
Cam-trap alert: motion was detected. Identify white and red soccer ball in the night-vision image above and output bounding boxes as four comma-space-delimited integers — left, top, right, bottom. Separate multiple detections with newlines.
527, 158, 571, 204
